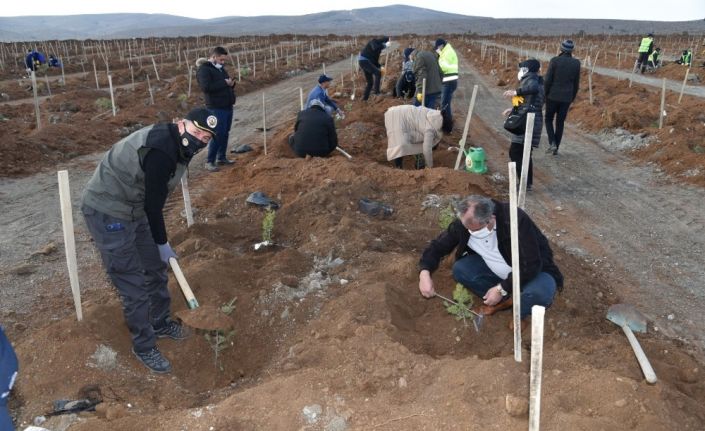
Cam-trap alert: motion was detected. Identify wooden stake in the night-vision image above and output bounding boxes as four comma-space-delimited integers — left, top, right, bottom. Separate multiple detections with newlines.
31, 71, 41, 130
380, 49, 390, 87
181, 174, 194, 227
508, 161, 522, 363
262, 92, 267, 155
454, 85, 479, 170
659, 78, 666, 129
44, 73, 51, 97
518, 112, 535, 209
92, 59, 100, 90
59, 57, 65, 86
678, 68, 690, 104
187, 66, 193, 97
236, 54, 241, 82
107, 74, 116, 116
146, 74, 154, 105
421, 78, 426, 107
322, 62, 326, 75
588, 71, 594, 105
57, 170, 82, 321
151, 55, 160, 81
299, 87, 304, 110
529, 305, 546, 431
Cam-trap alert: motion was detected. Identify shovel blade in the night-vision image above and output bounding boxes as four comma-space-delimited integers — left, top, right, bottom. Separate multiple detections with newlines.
607, 304, 647, 333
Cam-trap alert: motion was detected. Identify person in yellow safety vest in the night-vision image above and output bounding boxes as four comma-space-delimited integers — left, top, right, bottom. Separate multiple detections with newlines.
678, 49, 692, 66
647, 47, 661, 69
434, 38, 458, 130
637, 33, 654, 74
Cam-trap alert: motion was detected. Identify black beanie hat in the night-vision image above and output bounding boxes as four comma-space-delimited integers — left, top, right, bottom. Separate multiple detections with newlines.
434, 38, 447, 50
519, 59, 541, 73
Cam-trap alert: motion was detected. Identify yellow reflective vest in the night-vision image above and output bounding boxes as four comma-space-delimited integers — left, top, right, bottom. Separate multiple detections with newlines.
638, 37, 653, 53
438, 43, 459, 82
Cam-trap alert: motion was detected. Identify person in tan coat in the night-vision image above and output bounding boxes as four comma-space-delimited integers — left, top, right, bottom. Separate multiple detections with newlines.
385, 105, 451, 169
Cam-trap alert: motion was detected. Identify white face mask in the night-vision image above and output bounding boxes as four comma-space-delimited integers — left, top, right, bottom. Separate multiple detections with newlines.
384, 41, 391, 48
469, 226, 492, 239
436, 48, 442, 54
214, 63, 223, 69
517, 67, 528, 81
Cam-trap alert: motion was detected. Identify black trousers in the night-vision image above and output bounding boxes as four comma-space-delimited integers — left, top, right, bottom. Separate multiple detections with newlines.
544, 100, 571, 149
509, 142, 533, 187
359, 59, 381, 100
637, 52, 649, 73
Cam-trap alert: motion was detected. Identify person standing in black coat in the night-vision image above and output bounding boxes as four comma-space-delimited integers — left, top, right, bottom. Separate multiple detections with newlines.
288, 100, 338, 157
503, 59, 544, 191
197, 46, 237, 171
358, 36, 390, 101
544, 40, 581, 155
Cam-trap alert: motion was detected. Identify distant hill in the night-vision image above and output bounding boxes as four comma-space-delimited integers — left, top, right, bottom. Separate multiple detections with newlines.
0, 5, 703, 41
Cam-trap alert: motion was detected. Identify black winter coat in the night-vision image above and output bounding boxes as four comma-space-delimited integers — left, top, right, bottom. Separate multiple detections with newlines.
419, 200, 564, 293
292, 106, 338, 157
544, 53, 581, 103
197, 61, 236, 109
511, 72, 544, 145
360, 37, 389, 68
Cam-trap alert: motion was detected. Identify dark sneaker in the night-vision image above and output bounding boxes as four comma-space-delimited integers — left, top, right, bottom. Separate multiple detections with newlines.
154, 320, 191, 340
132, 347, 172, 373
216, 158, 235, 165
545, 143, 557, 154
205, 162, 219, 172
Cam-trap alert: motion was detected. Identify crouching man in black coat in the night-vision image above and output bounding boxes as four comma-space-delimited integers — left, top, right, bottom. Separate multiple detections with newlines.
288, 99, 338, 158
418, 195, 563, 327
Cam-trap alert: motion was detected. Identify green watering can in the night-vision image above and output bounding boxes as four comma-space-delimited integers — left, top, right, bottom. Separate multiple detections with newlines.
464, 147, 487, 174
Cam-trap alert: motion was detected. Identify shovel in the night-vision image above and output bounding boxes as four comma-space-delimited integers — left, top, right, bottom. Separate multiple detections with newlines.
169, 257, 234, 332
435, 293, 484, 332
606, 303, 657, 384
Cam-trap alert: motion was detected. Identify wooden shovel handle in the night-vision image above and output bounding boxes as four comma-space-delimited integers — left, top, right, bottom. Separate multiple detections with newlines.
169, 257, 199, 309
621, 324, 657, 384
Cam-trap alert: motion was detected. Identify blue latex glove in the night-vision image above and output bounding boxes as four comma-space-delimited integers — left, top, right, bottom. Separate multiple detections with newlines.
157, 242, 177, 264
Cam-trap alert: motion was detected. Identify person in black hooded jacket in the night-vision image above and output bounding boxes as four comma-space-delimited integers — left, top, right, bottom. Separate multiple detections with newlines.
502, 59, 544, 191
358, 36, 390, 101
544, 40, 581, 155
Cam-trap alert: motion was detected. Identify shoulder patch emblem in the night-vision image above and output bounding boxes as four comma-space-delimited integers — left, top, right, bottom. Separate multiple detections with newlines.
207, 115, 218, 128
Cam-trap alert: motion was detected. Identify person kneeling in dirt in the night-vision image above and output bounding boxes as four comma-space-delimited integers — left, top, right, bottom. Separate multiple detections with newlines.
394, 47, 416, 99
385, 105, 452, 169
288, 99, 338, 158
81, 108, 217, 374
418, 195, 563, 328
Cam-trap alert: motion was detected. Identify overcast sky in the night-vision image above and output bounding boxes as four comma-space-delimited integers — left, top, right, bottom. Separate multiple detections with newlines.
3, 0, 704, 21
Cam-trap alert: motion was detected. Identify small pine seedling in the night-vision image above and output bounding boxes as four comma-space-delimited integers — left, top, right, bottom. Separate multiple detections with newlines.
262, 208, 276, 244
444, 283, 474, 321
438, 204, 456, 230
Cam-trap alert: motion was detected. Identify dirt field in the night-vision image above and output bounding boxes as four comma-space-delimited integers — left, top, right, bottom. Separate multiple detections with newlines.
1, 36, 704, 430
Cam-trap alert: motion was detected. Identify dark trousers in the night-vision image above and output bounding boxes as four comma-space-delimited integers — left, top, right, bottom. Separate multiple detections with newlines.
637, 52, 649, 73
452, 254, 557, 319
544, 100, 571, 149
440, 79, 458, 122
509, 142, 533, 187
206, 107, 233, 163
359, 59, 381, 100
82, 205, 171, 353
413, 92, 440, 109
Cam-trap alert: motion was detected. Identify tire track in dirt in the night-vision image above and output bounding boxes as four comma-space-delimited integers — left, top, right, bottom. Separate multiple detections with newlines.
0, 55, 355, 317
457, 53, 705, 354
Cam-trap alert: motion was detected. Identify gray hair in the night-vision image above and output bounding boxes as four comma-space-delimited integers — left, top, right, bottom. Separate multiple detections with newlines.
456, 195, 495, 224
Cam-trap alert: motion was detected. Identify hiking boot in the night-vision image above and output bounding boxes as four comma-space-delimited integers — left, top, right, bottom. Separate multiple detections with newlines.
216, 158, 235, 165
154, 319, 191, 340
132, 346, 172, 373
205, 162, 219, 172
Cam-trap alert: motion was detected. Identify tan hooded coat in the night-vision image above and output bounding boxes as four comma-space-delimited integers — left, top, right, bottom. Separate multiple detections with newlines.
385, 105, 443, 168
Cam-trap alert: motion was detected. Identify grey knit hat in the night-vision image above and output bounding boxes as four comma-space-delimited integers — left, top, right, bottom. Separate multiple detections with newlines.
560, 40, 574, 53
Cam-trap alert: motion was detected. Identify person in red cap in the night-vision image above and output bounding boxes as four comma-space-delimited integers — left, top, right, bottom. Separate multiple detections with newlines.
81, 108, 216, 374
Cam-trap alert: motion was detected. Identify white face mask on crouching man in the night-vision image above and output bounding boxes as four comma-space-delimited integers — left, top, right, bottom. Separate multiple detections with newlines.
517, 67, 529, 81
